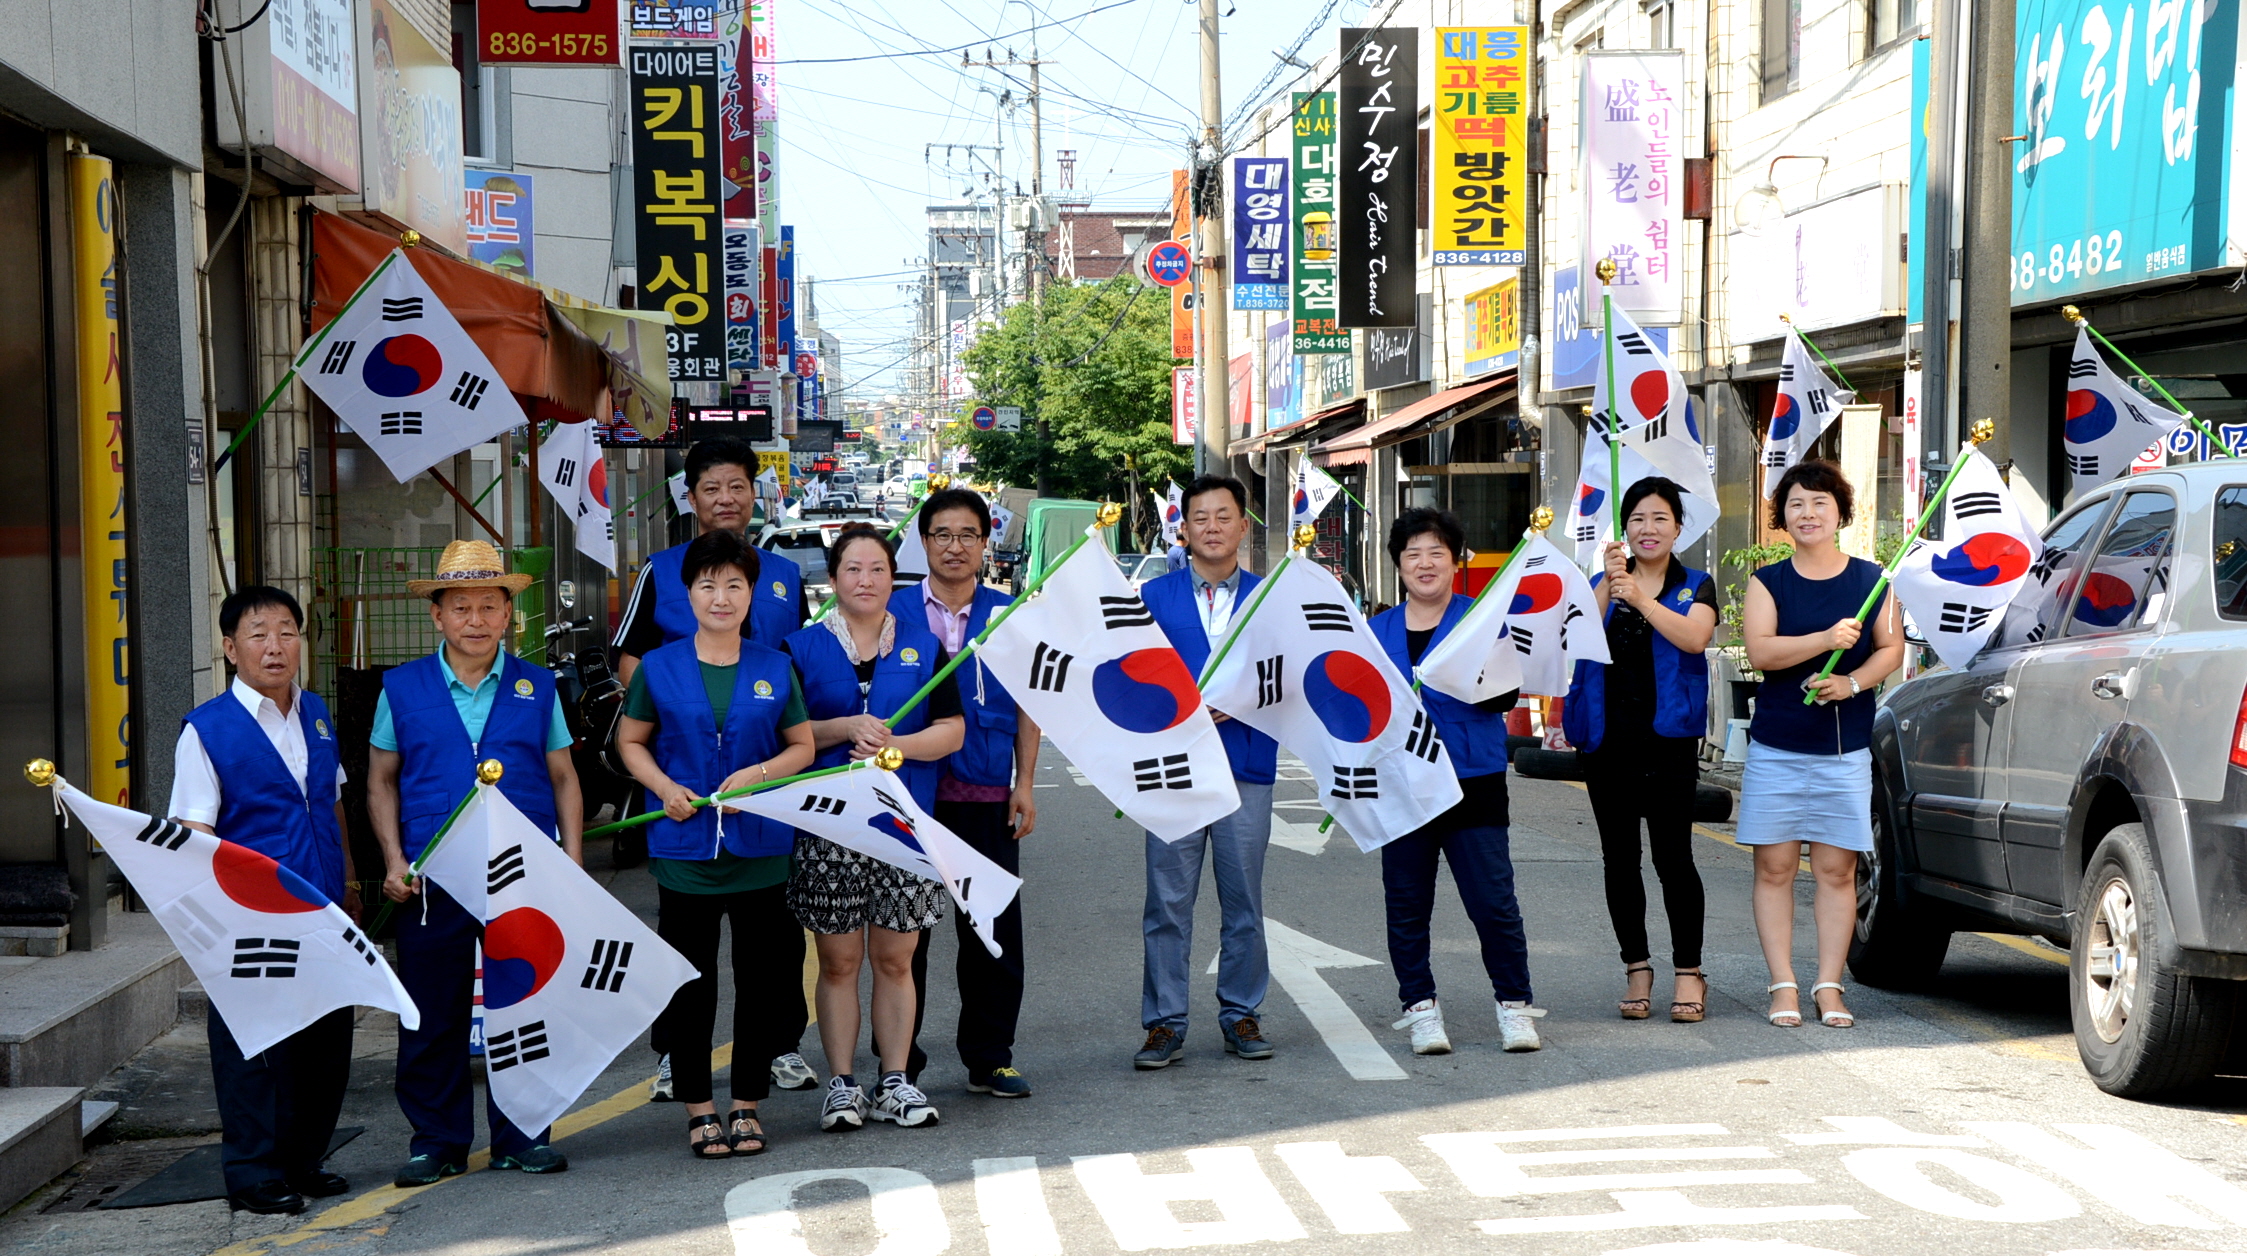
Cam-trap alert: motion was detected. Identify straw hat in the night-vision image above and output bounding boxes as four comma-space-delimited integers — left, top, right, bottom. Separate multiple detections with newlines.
407, 539, 535, 598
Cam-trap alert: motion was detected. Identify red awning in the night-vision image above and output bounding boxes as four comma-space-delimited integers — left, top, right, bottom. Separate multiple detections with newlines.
1316, 372, 1516, 454
1234, 398, 1366, 453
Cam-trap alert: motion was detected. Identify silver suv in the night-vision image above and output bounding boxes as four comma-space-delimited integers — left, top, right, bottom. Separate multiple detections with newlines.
1863, 464, 2247, 1096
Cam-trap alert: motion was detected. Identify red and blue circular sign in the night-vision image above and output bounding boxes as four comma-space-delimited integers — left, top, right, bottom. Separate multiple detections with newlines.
1146, 240, 1192, 287
972, 405, 998, 430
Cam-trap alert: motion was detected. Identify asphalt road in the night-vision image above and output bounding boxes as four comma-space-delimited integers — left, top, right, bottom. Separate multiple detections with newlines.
12, 743, 2247, 1256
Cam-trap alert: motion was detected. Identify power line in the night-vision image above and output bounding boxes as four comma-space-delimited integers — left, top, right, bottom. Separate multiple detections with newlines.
774, 0, 1146, 63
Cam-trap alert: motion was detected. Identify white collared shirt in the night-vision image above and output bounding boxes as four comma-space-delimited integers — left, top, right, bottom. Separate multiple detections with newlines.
1194, 566, 1243, 646
169, 678, 346, 827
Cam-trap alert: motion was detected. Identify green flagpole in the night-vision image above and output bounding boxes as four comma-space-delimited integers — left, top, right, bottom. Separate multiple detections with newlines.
1410, 505, 1555, 693
1800, 419, 1996, 705
582, 754, 891, 840
366, 756, 502, 933
1780, 313, 1858, 394
213, 249, 404, 475
2065, 304, 2228, 456
1197, 523, 1318, 689
1597, 258, 1622, 542
804, 475, 951, 624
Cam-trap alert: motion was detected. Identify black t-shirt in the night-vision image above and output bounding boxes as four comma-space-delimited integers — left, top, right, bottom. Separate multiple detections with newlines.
1603, 561, 1716, 733
614, 542, 814, 660
779, 638, 962, 723
1403, 619, 1518, 827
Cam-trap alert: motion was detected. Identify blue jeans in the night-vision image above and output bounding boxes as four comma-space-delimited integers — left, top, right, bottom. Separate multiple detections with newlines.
1381, 818, 1532, 1007
1142, 781, 1274, 1034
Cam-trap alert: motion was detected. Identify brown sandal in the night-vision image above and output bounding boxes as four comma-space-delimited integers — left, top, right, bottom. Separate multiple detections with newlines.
1619, 963, 1655, 1020
728, 1107, 768, 1156
1671, 969, 1708, 1023
688, 1112, 731, 1159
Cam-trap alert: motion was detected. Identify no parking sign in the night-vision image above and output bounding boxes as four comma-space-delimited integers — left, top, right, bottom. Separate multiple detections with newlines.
971, 405, 997, 430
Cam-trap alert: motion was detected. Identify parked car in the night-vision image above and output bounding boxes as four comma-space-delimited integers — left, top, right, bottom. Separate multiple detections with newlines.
756, 518, 866, 610
1861, 464, 2247, 1096
1117, 552, 1168, 591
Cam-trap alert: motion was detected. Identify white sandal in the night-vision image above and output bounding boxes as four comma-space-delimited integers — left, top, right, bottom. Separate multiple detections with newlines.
1811, 982, 1855, 1028
1766, 981, 1802, 1027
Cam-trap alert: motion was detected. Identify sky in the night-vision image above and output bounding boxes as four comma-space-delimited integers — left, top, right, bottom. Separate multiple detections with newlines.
773, 0, 1388, 404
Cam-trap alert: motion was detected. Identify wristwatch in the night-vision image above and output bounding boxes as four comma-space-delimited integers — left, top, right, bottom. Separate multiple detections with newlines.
1846, 674, 1862, 696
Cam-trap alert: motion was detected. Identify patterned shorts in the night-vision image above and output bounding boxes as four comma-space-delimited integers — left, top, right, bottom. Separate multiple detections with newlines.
785, 833, 947, 934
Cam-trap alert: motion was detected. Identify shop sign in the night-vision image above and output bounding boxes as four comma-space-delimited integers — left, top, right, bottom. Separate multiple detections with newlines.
359, 0, 466, 253
477, 0, 622, 66
1265, 321, 1298, 429
1172, 366, 1197, 444
1336, 28, 1418, 328
70, 154, 130, 806
630, 45, 725, 381
1548, 264, 1667, 390
775, 225, 797, 370
1735, 184, 1902, 332
723, 223, 761, 372
1432, 27, 1528, 265
1580, 51, 1685, 324
631, 0, 720, 40
1363, 324, 1424, 391
1169, 170, 1194, 359
1290, 92, 1349, 353
1463, 277, 1520, 375
268, 0, 361, 191
1231, 156, 1289, 309
464, 169, 533, 276
716, 0, 757, 221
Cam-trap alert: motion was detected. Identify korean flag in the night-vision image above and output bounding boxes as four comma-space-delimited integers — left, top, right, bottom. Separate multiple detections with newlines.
536, 419, 616, 570
2064, 326, 2189, 494
1760, 328, 1856, 497
297, 250, 529, 484
1291, 458, 1345, 527
1569, 410, 1718, 566
1891, 448, 2043, 669
1600, 302, 1721, 518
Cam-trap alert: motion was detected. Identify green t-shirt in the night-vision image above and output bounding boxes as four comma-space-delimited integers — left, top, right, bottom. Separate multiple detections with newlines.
623, 659, 808, 895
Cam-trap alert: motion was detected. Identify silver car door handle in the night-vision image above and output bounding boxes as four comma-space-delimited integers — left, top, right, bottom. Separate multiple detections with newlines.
2091, 671, 2131, 700
1981, 683, 2013, 707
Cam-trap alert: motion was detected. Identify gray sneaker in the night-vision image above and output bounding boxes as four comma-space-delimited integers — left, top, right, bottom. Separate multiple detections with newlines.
770, 1052, 819, 1091
1133, 1026, 1185, 1070
819, 1077, 868, 1132
870, 1074, 939, 1127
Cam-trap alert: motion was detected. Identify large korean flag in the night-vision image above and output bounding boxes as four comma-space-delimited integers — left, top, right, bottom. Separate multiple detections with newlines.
298, 251, 528, 484
536, 419, 616, 569
1202, 559, 1462, 851
1291, 457, 1345, 527
1892, 448, 2043, 668
1160, 480, 1185, 547
1761, 330, 1855, 496
979, 529, 1239, 841
1568, 415, 1719, 565
1600, 304, 1722, 518
1419, 533, 1608, 701
418, 785, 696, 1136
722, 767, 1020, 957
2064, 326, 2189, 492
53, 781, 417, 1058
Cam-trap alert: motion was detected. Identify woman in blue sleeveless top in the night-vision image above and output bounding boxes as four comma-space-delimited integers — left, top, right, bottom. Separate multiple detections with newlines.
615, 530, 814, 1159
1740, 460, 1903, 1030
1565, 477, 1717, 1024
782, 525, 964, 1133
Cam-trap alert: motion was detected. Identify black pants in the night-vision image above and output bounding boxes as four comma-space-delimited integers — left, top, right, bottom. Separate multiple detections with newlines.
1585, 732, 1706, 969
908, 800, 1024, 1079
653, 881, 807, 1105
208, 1006, 353, 1194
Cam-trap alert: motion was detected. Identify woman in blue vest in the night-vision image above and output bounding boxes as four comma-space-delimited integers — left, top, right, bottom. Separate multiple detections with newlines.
783, 524, 964, 1133
615, 529, 815, 1159
1740, 460, 1901, 1029
1369, 508, 1540, 1056
1564, 477, 1719, 1024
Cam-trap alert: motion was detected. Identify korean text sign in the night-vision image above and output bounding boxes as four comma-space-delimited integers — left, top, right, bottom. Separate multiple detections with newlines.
631, 47, 725, 382
478, 0, 621, 66
2011, 0, 2241, 303
1580, 51, 1686, 324
1290, 92, 1349, 353
723, 223, 761, 372
1463, 278, 1520, 375
465, 170, 533, 276
632, 0, 719, 40
1232, 156, 1290, 310
1433, 27, 1528, 265
1337, 27, 1419, 328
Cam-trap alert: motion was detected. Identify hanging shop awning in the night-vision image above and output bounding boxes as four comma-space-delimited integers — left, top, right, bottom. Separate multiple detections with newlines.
1314, 371, 1517, 456
1234, 398, 1366, 454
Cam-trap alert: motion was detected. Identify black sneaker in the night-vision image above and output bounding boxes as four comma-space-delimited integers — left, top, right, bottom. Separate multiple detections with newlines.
1223, 1016, 1274, 1060
1133, 1026, 1185, 1070
966, 1066, 1032, 1097
491, 1144, 568, 1174
393, 1154, 466, 1188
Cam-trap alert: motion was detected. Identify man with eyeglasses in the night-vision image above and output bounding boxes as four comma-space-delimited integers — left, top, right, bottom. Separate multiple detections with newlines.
886, 487, 1043, 1098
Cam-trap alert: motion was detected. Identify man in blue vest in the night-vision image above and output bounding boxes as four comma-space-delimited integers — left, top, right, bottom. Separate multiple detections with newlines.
610, 434, 817, 1098
888, 487, 1042, 1098
367, 540, 583, 1186
1132, 475, 1278, 1068
169, 586, 355, 1215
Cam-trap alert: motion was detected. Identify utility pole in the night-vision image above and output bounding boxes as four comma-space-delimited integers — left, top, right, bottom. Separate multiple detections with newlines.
1195, 0, 1230, 476
1957, 0, 2015, 471
964, 44, 1055, 493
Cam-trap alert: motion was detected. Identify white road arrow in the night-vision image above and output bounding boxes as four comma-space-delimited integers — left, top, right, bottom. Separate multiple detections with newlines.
1210, 917, 1405, 1081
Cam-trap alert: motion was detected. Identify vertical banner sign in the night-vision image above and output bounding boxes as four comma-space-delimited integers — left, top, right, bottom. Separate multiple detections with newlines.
751, 0, 779, 224
70, 154, 129, 806
1432, 27, 1528, 265
775, 225, 797, 372
760, 243, 779, 368
1168, 170, 1194, 360
1580, 51, 1686, 324
1463, 278, 1520, 374
1901, 360, 1923, 504
1290, 93, 1349, 353
1231, 156, 1290, 310
1337, 27, 1418, 328
723, 222, 761, 372
631, 47, 725, 382
717, 0, 757, 221
1172, 366, 1197, 445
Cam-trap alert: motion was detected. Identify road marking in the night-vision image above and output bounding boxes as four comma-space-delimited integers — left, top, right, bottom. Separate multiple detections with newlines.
1072, 1146, 1308, 1250
727, 1167, 949, 1256
1207, 918, 1405, 1080
1272, 1141, 1425, 1233
1964, 1121, 2247, 1227
1841, 1147, 2080, 1222
973, 1158, 1064, 1256
1268, 805, 1331, 855
1476, 1191, 1867, 1235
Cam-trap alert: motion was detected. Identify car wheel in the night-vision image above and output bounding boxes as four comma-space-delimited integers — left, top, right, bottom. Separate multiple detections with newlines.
2070, 824, 2235, 1097
1847, 784, 1951, 989
1510, 747, 1585, 781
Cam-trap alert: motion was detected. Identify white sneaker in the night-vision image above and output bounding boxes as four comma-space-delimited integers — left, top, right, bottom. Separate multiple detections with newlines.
1391, 998, 1452, 1055
819, 1077, 868, 1132
770, 1051, 819, 1091
648, 1054, 676, 1101
1497, 1000, 1544, 1052
869, 1074, 940, 1127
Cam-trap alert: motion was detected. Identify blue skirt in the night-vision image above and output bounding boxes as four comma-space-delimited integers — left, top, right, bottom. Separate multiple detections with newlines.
1734, 741, 1875, 852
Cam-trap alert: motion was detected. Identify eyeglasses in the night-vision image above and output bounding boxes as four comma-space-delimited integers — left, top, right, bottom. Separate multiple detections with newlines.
929, 531, 985, 549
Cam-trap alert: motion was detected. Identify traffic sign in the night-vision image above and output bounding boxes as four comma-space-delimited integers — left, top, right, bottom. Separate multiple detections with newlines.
1145, 240, 1192, 287
971, 405, 997, 430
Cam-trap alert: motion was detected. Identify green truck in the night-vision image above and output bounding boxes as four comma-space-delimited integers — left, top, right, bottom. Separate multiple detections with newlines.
1000, 494, 1118, 596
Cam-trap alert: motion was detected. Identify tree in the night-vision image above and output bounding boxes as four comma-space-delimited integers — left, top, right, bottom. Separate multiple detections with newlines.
959, 276, 1194, 516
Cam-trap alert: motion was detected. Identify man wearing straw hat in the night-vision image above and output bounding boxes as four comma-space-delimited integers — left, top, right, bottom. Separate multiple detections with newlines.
367, 539, 583, 1185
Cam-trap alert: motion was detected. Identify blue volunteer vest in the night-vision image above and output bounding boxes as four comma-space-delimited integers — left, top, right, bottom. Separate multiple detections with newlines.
1370, 595, 1511, 779
383, 652, 561, 860
183, 689, 346, 903
647, 541, 804, 650
887, 583, 1020, 788
639, 639, 797, 860
1563, 566, 1713, 753
1139, 566, 1278, 785
786, 618, 945, 812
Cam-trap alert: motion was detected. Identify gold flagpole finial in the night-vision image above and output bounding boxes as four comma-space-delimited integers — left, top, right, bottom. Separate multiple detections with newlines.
874, 746, 905, 772
477, 759, 505, 785
401, 230, 422, 248
1529, 505, 1555, 534
24, 759, 54, 788
928, 473, 952, 491
1292, 523, 1318, 550
2061, 304, 2084, 325
1778, 311, 1794, 324
1969, 418, 1997, 444
1594, 257, 1618, 284
1095, 501, 1123, 528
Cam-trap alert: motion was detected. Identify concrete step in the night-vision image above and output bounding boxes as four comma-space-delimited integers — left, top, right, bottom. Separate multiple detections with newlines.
0, 1086, 83, 1212
0, 913, 187, 1088
178, 981, 207, 1022
80, 1099, 118, 1138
